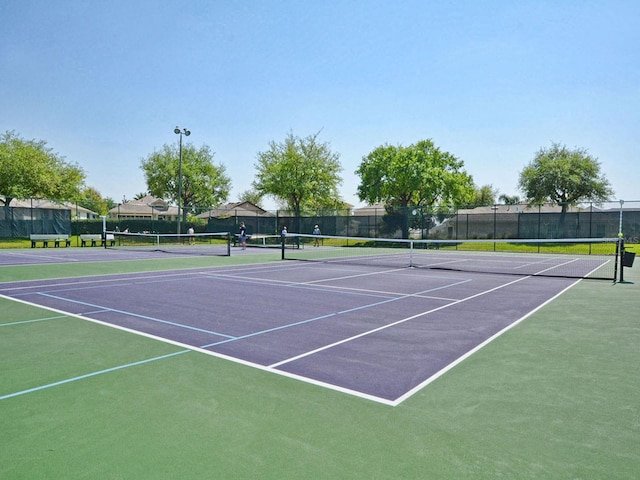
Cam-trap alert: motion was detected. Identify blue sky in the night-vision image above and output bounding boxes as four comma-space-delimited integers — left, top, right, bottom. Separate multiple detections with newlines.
2, 0, 638, 209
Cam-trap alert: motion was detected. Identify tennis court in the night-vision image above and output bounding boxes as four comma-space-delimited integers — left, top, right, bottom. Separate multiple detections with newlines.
1, 238, 638, 478
0, 240, 617, 404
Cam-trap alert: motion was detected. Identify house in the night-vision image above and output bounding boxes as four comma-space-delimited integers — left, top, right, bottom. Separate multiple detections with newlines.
437, 203, 612, 239
195, 201, 275, 220
1, 197, 99, 219
195, 201, 277, 237
108, 196, 179, 221
351, 203, 386, 217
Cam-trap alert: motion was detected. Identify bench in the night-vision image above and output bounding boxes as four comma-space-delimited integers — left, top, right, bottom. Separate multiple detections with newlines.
30, 234, 71, 248
80, 234, 115, 247
80, 234, 101, 247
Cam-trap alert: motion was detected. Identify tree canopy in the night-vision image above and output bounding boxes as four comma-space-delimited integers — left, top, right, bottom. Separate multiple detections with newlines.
0, 130, 85, 204
77, 186, 114, 215
518, 142, 613, 212
238, 189, 264, 208
471, 184, 498, 207
356, 139, 475, 208
498, 194, 521, 205
140, 142, 231, 220
253, 132, 343, 216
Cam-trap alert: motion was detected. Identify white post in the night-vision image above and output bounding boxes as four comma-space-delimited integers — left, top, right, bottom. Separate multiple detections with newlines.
618, 199, 624, 238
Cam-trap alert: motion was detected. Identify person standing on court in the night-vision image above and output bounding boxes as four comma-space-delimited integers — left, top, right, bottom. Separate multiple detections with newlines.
239, 222, 247, 250
313, 224, 321, 246
187, 226, 195, 244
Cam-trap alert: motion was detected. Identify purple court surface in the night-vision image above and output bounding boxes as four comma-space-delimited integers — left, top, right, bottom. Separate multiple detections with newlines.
0, 260, 581, 405
0, 244, 266, 266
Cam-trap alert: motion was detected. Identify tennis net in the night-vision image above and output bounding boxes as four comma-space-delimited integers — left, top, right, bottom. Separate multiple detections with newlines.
282, 234, 620, 280
105, 231, 231, 256
235, 234, 283, 248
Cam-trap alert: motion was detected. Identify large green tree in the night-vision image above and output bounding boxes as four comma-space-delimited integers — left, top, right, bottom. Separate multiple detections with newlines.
356, 140, 474, 238
518, 142, 613, 213
140, 142, 231, 222
253, 132, 343, 219
0, 130, 85, 204
357, 139, 474, 207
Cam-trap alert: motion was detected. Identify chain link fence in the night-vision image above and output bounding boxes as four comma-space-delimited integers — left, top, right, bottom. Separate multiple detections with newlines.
1, 198, 639, 242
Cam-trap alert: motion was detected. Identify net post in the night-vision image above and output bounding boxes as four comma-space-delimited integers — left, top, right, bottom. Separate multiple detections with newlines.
227, 232, 231, 256
101, 215, 108, 249
619, 238, 625, 283
617, 200, 625, 282
409, 240, 414, 268
281, 233, 286, 260
613, 238, 620, 283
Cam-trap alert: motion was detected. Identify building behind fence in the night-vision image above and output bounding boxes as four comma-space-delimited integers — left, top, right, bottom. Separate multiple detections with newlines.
1, 196, 639, 242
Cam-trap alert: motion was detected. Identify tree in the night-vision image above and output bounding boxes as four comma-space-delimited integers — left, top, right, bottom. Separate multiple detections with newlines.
105, 197, 117, 211
253, 131, 343, 220
356, 139, 474, 207
140, 142, 231, 223
471, 184, 498, 207
498, 194, 521, 205
0, 130, 85, 204
238, 189, 264, 207
78, 187, 110, 215
518, 142, 613, 213
356, 139, 474, 237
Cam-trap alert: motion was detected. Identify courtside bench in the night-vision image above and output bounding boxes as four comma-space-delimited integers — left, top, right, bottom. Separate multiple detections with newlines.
30, 234, 71, 248
80, 233, 115, 247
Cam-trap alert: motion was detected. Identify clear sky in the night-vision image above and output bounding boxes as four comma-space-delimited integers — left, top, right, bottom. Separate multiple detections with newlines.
2, 0, 638, 209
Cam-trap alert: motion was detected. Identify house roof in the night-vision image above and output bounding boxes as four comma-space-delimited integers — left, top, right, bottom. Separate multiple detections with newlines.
196, 201, 274, 218
109, 196, 178, 215
352, 203, 387, 216
2, 197, 99, 216
455, 204, 601, 215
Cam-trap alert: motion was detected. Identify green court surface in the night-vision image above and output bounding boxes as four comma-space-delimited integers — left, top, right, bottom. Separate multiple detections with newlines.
1, 254, 638, 479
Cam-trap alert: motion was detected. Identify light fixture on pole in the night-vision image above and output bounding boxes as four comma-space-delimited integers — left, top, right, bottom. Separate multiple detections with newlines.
174, 126, 190, 235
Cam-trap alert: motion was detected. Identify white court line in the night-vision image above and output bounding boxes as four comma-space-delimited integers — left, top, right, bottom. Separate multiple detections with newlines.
0, 262, 292, 293
0, 262, 585, 407
393, 278, 581, 405
35, 292, 237, 339
0, 251, 81, 263
0, 267, 474, 406
201, 263, 469, 301
0, 292, 393, 405
269, 275, 532, 370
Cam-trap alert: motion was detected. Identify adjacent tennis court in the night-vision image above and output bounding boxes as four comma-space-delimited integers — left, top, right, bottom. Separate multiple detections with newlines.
1, 237, 638, 478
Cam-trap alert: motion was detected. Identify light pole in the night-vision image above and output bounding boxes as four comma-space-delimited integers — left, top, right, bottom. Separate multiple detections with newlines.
174, 126, 190, 235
